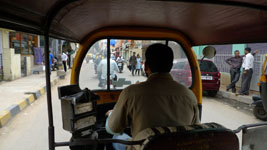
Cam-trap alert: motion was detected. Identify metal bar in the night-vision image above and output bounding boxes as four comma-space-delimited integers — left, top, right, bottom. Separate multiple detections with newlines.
233, 122, 267, 133
43, 1, 77, 149
165, 40, 169, 46
44, 33, 55, 150
0, 54, 3, 81
198, 104, 202, 121
70, 138, 145, 146
54, 142, 71, 147
107, 39, 111, 90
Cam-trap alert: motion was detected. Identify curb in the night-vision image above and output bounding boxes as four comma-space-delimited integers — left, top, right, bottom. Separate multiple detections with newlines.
217, 90, 252, 105
0, 78, 60, 128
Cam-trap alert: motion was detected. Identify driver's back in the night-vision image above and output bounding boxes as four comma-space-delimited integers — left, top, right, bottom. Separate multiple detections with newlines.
108, 72, 200, 138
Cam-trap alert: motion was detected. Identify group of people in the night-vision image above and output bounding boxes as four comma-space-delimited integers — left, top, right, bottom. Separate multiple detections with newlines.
129, 52, 142, 76
226, 47, 259, 95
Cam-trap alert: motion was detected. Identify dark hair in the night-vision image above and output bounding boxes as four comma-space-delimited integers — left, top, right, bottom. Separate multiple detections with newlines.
145, 43, 174, 73
245, 47, 251, 52
234, 50, 240, 53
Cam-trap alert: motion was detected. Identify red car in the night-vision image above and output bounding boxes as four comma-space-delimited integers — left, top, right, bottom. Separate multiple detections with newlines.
170, 59, 220, 96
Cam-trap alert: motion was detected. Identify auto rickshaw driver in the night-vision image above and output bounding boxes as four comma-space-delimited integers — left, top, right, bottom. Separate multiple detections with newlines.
105, 43, 200, 150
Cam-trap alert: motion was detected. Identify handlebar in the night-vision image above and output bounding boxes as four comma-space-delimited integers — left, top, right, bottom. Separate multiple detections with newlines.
233, 122, 267, 133
54, 138, 145, 147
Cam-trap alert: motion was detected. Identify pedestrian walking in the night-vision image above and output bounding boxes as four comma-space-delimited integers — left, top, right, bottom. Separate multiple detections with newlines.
94, 54, 102, 74
86, 55, 90, 63
129, 52, 137, 76
61, 52, 68, 72
111, 53, 116, 61
238, 47, 255, 95
135, 54, 141, 76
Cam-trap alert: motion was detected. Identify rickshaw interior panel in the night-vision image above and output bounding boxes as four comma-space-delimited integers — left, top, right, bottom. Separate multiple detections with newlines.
3, 0, 267, 149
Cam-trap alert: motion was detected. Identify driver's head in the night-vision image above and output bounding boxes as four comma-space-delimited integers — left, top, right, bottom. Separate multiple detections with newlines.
145, 43, 174, 75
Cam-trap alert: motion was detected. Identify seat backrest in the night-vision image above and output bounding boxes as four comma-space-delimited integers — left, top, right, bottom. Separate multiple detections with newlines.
129, 123, 239, 150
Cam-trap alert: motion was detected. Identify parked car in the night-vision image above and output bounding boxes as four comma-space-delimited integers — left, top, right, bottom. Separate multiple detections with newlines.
170, 59, 192, 87
170, 59, 220, 96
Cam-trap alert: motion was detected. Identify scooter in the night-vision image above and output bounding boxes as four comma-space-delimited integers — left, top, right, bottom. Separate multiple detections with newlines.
252, 95, 267, 121
52, 57, 59, 71
117, 61, 123, 73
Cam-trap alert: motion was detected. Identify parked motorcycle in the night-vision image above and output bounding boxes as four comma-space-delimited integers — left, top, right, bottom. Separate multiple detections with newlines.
252, 54, 267, 121
252, 95, 267, 121
52, 57, 59, 71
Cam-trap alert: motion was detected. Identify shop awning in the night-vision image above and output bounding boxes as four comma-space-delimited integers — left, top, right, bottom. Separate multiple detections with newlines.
0, 0, 267, 45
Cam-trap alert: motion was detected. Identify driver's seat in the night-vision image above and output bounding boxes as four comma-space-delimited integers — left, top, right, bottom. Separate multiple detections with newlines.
129, 123, 239, 150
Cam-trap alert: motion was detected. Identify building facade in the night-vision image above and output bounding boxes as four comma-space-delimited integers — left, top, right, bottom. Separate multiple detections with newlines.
0, 28, 76, 81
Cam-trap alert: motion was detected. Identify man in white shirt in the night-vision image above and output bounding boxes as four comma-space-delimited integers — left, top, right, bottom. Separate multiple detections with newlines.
238, 47, 254, 95
97, 54, 119, 88
61, 52, 68, 72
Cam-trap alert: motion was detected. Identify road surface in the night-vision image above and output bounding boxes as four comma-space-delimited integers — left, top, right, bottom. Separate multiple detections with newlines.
0, 61, 262, 150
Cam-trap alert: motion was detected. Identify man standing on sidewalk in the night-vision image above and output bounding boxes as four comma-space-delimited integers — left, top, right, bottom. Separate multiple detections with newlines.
226, 50, 242, 93
61, 52, 68, 72
238, 47, 255, 95
129, 52, 137, 76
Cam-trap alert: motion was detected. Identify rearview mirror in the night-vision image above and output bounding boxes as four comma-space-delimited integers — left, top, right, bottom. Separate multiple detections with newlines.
203, 46, 216, 59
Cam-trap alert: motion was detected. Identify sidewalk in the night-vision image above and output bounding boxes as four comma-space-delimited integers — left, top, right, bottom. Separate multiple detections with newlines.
218, 85, 259, 105
0, 71, 65, 127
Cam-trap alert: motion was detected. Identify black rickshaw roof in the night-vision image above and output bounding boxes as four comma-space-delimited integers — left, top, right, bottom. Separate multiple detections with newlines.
1, 0, 267, 45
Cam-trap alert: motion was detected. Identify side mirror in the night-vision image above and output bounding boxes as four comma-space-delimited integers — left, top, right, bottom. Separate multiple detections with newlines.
203, 46, 216, 59
242, 124, 267, 150
234, 122, 267, 150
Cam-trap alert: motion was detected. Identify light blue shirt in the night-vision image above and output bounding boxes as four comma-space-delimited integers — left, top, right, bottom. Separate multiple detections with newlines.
105, 112, 121, 135
136, 58, 141, 69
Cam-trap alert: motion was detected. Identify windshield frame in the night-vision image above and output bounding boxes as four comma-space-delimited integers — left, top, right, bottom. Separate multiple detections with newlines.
78, 37, 195, 91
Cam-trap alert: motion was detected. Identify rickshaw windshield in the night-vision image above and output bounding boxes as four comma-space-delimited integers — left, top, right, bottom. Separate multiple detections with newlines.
79, 39, 192, 90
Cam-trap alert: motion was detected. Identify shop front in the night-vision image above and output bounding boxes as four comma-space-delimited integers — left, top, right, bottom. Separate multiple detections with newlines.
9, 32, 40, 76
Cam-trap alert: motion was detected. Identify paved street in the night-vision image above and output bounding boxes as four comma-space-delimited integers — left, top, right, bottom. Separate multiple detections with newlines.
0, 61, 262, 150
79, 60, 146, 90
0, 73, 71, 150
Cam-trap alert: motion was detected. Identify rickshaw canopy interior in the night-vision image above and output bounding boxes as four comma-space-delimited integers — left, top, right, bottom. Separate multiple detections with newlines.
1, 0, 267, 45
